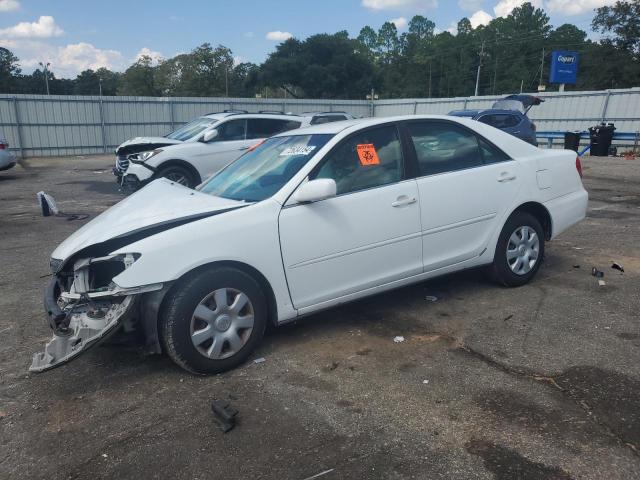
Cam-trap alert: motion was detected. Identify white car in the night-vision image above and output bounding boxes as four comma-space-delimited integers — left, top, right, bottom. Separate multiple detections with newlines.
0, 132, 16, 172
116, 111, 355, 189
31, 115, 588, 374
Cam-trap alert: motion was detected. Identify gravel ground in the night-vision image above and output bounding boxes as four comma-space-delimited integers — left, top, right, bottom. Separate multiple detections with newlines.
1, 154, 639, 479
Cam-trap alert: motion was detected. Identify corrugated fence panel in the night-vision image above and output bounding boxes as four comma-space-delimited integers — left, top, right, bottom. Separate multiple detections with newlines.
1, 89, 639, 157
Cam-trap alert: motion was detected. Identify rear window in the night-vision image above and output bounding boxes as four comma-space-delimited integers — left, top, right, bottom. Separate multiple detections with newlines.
310, 115, 348, 125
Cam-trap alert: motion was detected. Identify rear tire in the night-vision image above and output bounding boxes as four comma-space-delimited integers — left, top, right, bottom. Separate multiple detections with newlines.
156, 164, 198, 188
160, 267, 267, 374
491, 211, 545, 287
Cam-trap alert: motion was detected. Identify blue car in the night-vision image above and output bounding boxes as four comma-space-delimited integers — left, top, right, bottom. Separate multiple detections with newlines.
448, 94, 543, 146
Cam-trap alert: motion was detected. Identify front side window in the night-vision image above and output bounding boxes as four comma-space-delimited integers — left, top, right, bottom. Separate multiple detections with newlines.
200, 134, 333, 202
215, 120, 247, 141
312, 125, 403, 195
166, 117, 216, 141
407, 122, 483, 176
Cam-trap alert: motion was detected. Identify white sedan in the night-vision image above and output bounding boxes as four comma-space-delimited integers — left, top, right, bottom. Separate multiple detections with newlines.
31, 115, 588, 374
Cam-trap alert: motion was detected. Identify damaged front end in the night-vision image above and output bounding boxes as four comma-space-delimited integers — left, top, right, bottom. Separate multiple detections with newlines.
30, 253, 162, 373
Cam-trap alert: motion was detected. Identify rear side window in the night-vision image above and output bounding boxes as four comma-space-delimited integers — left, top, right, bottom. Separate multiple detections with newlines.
312, 125, 403, 195
247, 119, 301, 139
310, 115, 348, 125
407, 122, 483, 176
216, 120, 246, 141
479, 114, 521, 129
478, 137, 511, 164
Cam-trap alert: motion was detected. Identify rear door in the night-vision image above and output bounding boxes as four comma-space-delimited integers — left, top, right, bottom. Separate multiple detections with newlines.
404, 120, 521, 272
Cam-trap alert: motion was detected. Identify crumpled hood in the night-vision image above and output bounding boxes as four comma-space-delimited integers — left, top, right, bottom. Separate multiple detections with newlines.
51, 179, 245, 262
115, 136, 182, 154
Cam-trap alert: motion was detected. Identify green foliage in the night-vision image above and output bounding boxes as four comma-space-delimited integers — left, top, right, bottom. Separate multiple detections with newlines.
1, 1, 639, 98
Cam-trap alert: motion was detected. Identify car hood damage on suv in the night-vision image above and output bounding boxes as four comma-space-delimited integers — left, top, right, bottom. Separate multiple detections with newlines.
30, 179, 247, 372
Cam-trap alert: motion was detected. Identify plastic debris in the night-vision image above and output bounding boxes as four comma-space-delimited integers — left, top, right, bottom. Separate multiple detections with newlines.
425, 295, 438, 302
598, 280, 606, 287
393, 336, 405, 343
302, 469, 335, 480
591, 267, 604, 278
611, 262, 624, 273
253, 357, 266, 364
423, 379, 430, 384
573, 265, 580, 269
211, 399, 238, 433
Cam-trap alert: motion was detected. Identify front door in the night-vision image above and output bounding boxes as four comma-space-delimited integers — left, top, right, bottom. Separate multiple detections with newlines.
278, 125, 423, 309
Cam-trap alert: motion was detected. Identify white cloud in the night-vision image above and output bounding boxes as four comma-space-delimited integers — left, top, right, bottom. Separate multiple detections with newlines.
135, 47, 163, 64
0, 15, 63, 39
266, 31, 293, 41
458, 0, 484, 11
493, 0, 543, 17
4, 39, 126, 77
469, 9, 493, 27
0, 0, 20, 12
390, 17, 408, 29
362, 0, 438, 11
546, 0, 617, 16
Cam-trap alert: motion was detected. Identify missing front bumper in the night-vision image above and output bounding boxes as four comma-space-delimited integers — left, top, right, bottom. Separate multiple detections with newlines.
30, 295, 137, 373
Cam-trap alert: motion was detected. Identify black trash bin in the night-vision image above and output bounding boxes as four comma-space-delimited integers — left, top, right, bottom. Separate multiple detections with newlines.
564, 131, 582, 152
588, 123, 616, 156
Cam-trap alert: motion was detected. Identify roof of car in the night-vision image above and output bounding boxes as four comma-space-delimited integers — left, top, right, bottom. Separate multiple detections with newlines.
202, 112, 303, 121
274, 114, 491, 137
449, 109, 525, 117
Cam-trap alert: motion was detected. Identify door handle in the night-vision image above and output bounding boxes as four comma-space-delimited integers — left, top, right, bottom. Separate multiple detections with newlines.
497, 173, 517, 182
238, 147, 249, 151
392, 195, 417, 207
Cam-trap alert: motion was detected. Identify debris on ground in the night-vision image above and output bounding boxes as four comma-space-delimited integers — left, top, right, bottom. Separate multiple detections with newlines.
211, 399, 238, 433
503, 314, 514, 322
253, 357, 266, 364
425, 295, 438, 302
328, 361, 339, 371
356, 348, 371, 356
573, 264, 580, 269
302, 469, 335, 480
393, 336, 405, 343
591, 267, 604, 278
598, 280, 606, 287
611, 262, 625, 273
423, 379, 430, 384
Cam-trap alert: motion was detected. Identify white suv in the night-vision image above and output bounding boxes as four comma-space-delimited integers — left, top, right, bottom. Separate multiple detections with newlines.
117, 111, 355, 189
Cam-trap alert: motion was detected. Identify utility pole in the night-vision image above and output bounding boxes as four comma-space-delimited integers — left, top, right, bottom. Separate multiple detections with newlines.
474, 42, 485, 97
225, 66, 229, 97
99, 77, 103, 97
538, 47, 545, 89
39, 61, 50, 95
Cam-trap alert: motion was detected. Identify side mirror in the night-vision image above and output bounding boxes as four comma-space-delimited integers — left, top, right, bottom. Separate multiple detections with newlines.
294, 179, 337, 203
202, 129, 219, 143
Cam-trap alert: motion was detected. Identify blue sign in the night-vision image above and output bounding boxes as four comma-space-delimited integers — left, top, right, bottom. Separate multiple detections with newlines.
549, 50, 579, 84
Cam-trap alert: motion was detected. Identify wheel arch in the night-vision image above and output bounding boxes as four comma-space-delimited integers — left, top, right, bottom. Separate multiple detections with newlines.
159, 260, 278, 329
509, 201, 552, 240
155, 159, 202, 185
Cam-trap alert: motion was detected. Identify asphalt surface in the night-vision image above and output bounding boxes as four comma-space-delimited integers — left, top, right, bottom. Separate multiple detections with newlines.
1, 154, 639, 480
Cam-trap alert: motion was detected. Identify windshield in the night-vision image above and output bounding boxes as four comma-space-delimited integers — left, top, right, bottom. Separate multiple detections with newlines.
166, 117, 217, 141
200, 134, 333, 202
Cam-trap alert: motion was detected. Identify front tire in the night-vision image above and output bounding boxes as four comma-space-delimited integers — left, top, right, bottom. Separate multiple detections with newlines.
160, 267, 267, 374
156, 164, 198, 188
491, 211, 545, 287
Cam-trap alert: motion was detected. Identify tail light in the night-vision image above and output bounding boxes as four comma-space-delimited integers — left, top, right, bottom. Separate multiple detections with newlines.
531, 122, 536, 131
576, 156, 583, 178
0, 143, 6, 150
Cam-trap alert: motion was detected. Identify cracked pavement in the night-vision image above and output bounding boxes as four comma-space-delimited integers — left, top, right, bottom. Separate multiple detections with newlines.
1, 154, 639, 479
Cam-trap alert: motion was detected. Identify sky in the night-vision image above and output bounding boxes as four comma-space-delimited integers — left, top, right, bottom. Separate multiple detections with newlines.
0, 0, 620, 78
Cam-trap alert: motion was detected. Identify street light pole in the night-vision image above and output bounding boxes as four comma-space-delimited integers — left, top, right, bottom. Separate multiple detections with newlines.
39, 61, 50, 95
99, 77, 103, 97
474, 42, 485, 97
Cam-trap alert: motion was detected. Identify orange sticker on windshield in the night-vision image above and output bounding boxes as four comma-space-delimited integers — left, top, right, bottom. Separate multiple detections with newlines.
356, 144, 380, 166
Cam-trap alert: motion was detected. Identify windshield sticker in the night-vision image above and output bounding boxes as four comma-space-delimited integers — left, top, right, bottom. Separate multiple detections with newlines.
279, 146, 316, 157
356, 144, 380, 166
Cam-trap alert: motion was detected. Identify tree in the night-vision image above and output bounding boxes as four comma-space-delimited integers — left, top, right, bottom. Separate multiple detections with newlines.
0, 47, 21, 93
118, 56, 159, 96
74, 69, 100, 95
592, 0, 640, 56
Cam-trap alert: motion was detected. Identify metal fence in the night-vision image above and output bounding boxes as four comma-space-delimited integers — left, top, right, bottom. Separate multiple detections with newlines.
2, 87, 640, 157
